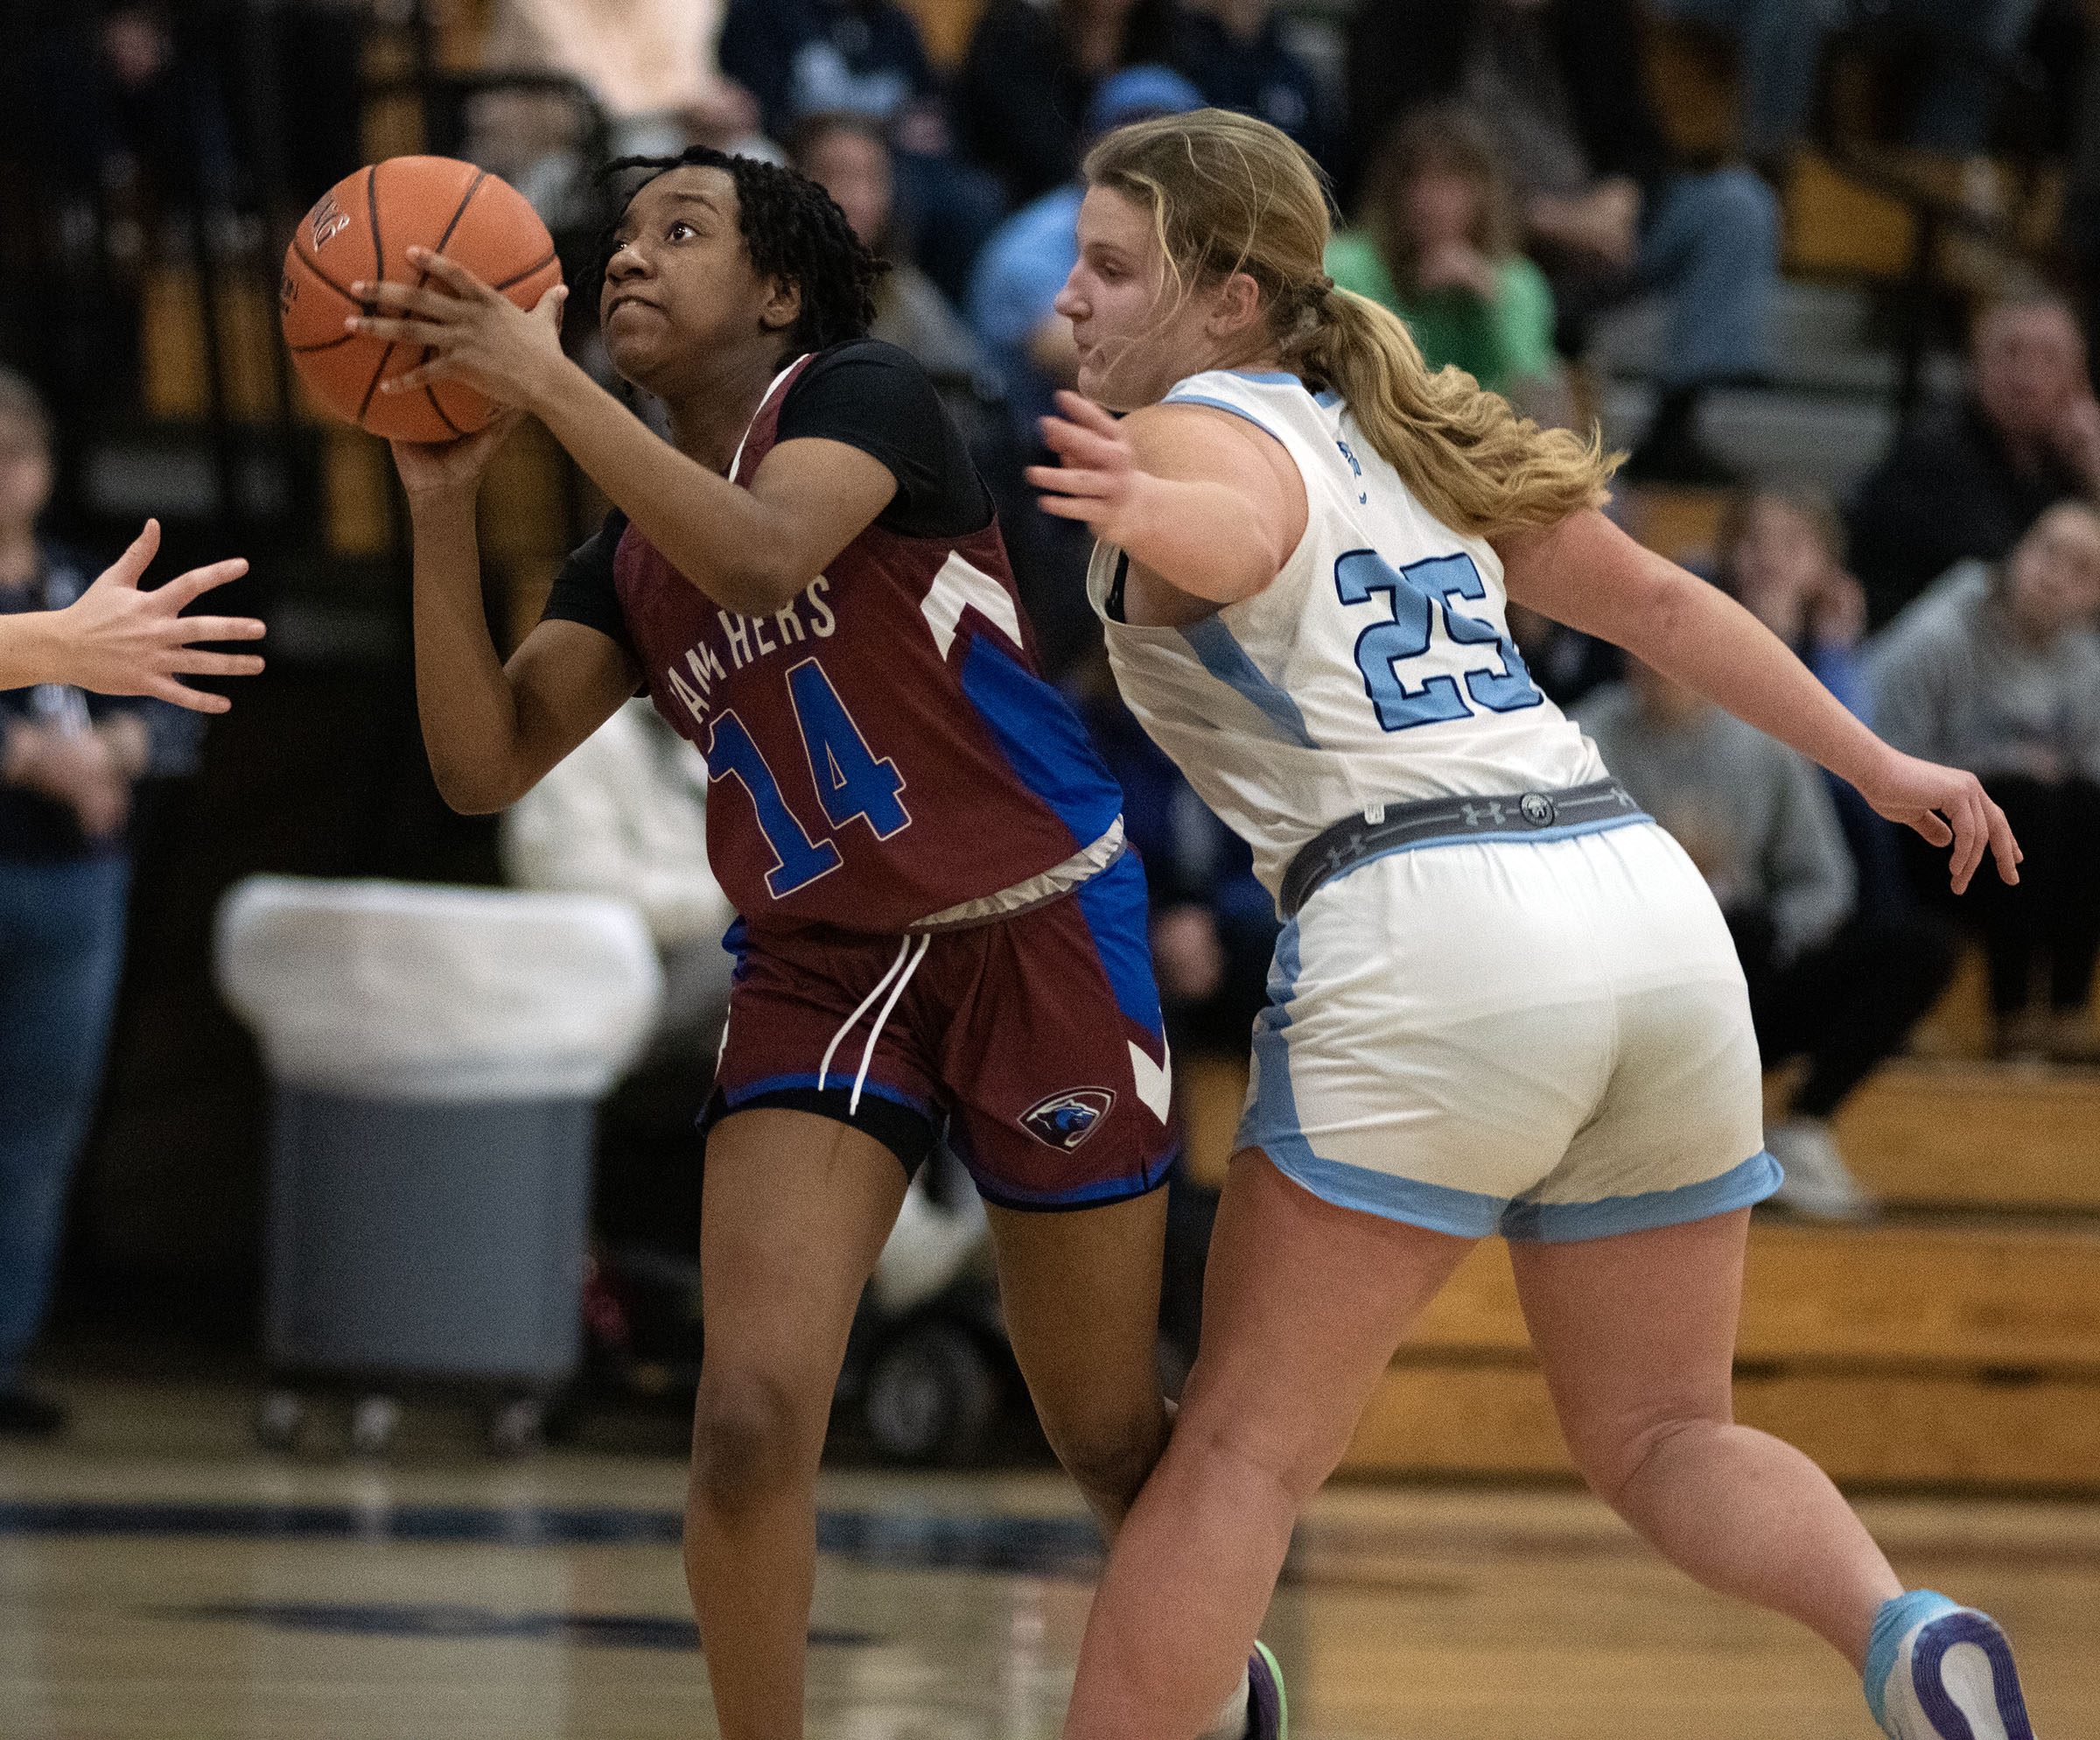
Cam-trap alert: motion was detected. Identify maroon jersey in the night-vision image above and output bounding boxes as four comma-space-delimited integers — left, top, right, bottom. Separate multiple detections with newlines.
604, 347, 1124, 937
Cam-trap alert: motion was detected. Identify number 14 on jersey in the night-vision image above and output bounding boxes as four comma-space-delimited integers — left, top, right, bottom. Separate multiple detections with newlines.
703, 656, 911, 898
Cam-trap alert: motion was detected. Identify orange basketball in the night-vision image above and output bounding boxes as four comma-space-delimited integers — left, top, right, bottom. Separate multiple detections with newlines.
280, 156, 563, 443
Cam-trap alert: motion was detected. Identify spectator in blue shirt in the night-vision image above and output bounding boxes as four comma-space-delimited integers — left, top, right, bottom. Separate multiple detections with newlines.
965, 67, 1204, 675
968, 67, 1205, 446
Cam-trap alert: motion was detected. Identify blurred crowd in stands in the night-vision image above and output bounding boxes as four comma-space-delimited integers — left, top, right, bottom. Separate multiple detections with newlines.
3, 0, 2100, 1407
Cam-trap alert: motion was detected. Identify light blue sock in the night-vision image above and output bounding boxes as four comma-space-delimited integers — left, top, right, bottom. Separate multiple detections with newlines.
1863, 1589, 1962, 1731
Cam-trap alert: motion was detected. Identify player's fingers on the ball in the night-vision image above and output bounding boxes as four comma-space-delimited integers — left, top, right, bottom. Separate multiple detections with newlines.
380, 357, 460, 394
345, 312, 432, 344
406, 247, 496, 298
350, 280, 454, 319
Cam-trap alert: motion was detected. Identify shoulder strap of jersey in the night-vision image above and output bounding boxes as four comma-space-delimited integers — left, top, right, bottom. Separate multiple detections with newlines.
729, 354, 816, 488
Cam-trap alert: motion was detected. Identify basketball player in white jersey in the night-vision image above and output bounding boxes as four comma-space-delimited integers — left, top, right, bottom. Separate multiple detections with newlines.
1029, 109, 2036, 1740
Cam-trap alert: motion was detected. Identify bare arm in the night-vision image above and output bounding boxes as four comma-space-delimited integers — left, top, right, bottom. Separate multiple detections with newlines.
1499, 508, 2021, 893
355, 251, 896, 616
1029, 392, 1306, 617
0, 521, 263, 708
394, 417, 641, 815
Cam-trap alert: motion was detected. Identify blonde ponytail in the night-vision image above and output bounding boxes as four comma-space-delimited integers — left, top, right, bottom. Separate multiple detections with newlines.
1086, 109, 1619, 541
1302, 287, 1614, 536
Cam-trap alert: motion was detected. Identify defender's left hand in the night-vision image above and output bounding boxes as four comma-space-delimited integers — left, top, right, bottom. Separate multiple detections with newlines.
1029, 391, 1152, 548
348, 248, 570, 412
1858, 747, 2021, 895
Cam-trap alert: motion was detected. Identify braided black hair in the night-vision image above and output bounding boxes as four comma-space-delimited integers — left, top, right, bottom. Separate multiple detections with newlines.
594, 148, 885, 355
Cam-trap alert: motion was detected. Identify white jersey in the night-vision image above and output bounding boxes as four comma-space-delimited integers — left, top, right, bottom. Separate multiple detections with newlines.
1088, 368, 1607, 901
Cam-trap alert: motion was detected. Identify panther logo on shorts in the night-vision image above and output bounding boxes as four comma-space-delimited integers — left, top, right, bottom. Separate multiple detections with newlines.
1019, 1088, 1116, 1151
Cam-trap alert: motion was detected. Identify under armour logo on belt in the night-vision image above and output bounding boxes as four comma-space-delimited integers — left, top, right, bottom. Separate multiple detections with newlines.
1461, 799, 1508, 826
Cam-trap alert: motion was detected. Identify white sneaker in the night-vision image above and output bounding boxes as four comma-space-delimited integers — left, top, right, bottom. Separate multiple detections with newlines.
1867, 1591, 2035, 1739
1765, 1118, 1875, 1221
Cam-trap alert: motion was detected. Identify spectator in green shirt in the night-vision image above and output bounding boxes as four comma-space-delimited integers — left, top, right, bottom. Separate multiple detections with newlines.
1326, 104, 1563, 418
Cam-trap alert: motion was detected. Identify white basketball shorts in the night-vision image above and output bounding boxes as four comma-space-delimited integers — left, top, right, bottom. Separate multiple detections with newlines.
1237, 820, 1780, 1240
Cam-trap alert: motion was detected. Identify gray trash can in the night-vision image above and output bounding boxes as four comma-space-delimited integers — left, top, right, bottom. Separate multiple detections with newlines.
216, 876, 662, 1454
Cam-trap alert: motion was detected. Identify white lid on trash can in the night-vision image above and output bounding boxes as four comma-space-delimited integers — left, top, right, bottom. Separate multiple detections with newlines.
214, 876, 666, 1101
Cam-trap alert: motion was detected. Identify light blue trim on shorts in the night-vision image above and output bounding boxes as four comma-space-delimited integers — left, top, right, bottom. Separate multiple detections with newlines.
1496, 1149, 1783, 1242
1239, 916, 1785, 1242
1268, 1144, 1513, 1237
1237, 917, 1525, 1225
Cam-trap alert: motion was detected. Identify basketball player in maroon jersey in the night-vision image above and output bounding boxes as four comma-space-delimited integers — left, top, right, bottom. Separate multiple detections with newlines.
348, 151, 1280, 1739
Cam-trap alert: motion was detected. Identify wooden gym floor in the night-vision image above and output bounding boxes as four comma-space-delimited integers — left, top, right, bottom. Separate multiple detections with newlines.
3, 1373, 2096, 1739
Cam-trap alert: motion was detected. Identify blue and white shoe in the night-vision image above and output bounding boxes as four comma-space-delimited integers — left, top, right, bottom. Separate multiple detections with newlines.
1866, 1591, 2035, 1740
1246, 1640, 1288, 1740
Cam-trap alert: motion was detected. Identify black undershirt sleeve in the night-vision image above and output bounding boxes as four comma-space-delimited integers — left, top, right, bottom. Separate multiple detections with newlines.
774, 340, 994, 541
540, 344, 987, 644
538, 508, 634, 652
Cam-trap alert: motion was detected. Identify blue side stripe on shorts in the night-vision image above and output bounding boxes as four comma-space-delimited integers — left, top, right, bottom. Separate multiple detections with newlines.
1234, 919, 1514, 1229
1073, 851, 1168, 1041
1239, 918, 1502, 1232
1497, 1150, 1783, 1242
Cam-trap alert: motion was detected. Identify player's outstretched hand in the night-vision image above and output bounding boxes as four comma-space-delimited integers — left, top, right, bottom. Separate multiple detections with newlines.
1029, 391, 1152, 548
52, 520, 263, 713
1856, 746, 2020, 895
349, 249, 569, 412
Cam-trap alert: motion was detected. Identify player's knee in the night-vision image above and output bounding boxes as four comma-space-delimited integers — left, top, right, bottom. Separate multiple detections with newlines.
1044, 1414, 1166, 1513
1175, 1405, 1337, 1510
690, 1369, 805, 1518
1564, 1404, 1720, 1508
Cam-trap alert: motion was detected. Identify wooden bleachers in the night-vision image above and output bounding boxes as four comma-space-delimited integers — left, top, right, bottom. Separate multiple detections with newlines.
1836, 1063, 2100, 1213
1171, 1049, 2100, 1489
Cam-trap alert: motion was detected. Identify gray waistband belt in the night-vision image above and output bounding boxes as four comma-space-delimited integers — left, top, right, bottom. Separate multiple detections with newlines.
1278, 778, 1648, 920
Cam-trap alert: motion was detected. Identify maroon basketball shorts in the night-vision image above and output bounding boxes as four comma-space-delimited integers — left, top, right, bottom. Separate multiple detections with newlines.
706, 852, 1178, 1210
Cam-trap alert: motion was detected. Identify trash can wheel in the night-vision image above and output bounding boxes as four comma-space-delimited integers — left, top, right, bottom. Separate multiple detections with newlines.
255, 1389, 305, 1453
348, 1393, 402, 1456
863, 1321, 998, 1467
486, 1397, 545, 1459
